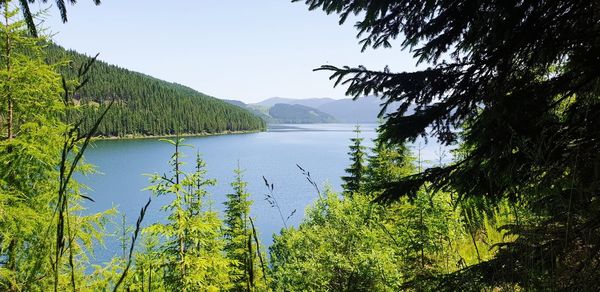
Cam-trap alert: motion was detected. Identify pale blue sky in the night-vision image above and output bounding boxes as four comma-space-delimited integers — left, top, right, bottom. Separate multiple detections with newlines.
38, 0, 417, 103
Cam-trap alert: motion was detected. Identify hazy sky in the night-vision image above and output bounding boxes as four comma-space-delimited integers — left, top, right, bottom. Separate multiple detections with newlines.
39, 0, 418, 103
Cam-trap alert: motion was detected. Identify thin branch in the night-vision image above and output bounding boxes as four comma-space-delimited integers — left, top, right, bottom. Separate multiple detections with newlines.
113, 197, 152, 292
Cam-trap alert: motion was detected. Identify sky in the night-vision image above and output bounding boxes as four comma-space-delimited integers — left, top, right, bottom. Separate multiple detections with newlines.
37, 0, 418, 103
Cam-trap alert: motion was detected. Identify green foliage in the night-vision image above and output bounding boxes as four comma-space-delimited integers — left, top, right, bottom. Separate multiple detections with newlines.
270, 189, 404, 291
141, 139, 232, 291
364, 138, 414, 196
44, 44, 266, 138
0, 3, 264, 291
0, 8, 63, 141
8, 0, 591, 290
224, 165, 267, 291
130, 233, 163, 291
297, 0, 600, 289
269, 185, 509, 291
0, 3, 113, 290
270, 128, 519, 291
341, 125, 366, 195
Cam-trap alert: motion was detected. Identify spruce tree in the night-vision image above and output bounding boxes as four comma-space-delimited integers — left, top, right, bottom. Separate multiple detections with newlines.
224, 164, 265, 291
341, 125, 366, 195
364, 139, 414, 195
144, 139, 231, 291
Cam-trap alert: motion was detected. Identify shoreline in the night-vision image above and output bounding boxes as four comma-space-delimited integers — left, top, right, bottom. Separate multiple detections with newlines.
89, 123, 378, 141
91, 129, 265, 141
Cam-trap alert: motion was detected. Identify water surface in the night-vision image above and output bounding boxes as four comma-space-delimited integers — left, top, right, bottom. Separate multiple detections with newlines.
80, 124, 449, 263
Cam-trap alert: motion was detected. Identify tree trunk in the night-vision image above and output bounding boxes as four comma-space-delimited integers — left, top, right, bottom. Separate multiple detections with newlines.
4, 2, 11, 140
7, 98, 12, 139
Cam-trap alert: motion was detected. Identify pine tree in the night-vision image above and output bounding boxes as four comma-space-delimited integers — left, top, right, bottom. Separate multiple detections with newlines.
224, 163, 266, 291
364, 139, 414, 196
341, 125, 366, 196
144, 139, 231, 291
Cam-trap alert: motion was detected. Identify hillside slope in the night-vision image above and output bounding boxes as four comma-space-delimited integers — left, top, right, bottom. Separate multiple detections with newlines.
256, 97, 336, 109
268, 103, 337, 123
223, 99, 275, 123
47, 45, 266, 137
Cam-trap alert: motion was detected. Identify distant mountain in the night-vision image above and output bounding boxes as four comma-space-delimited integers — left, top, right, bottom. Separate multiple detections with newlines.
317, 96, 386, 123
223, 96, 406, 124
268, 104, 337, 124
256, 97, 337, 109
46, 45, 265, 137
251, 96, 393, 123
222, 99, 336, 124
223, 99, 274, 122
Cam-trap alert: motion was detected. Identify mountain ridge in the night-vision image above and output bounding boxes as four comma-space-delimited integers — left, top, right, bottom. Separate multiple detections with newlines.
255, 97, 339, 109
225, 96, 393, 124
268, 103, 337, 123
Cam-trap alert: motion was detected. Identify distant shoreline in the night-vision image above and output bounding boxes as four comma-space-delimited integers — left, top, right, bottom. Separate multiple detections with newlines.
91, 129, 265, 141
90, 123, 379, 141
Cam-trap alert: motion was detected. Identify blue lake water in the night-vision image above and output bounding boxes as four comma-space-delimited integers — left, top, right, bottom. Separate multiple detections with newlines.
79, 124, 451, 263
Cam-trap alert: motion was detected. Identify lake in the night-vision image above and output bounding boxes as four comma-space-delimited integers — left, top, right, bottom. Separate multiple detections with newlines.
80, 124, 451, 263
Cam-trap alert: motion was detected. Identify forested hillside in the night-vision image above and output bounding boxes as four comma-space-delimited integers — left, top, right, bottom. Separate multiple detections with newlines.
45, 45, 266, 137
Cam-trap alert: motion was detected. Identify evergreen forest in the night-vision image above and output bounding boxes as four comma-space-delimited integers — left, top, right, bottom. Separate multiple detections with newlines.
0, 0, 599, 291
46, 45, 266, 137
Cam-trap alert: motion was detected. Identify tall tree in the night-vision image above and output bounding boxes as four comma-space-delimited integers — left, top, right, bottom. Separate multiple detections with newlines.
0, 2, 60, 140
144, 139, 231, 291
364, 137, 414, 196
224, 164, 265, 291
341, 125, 366, 195
0, 3, 64, 288
0, 2, 113, 290
297, 0, 600, 289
